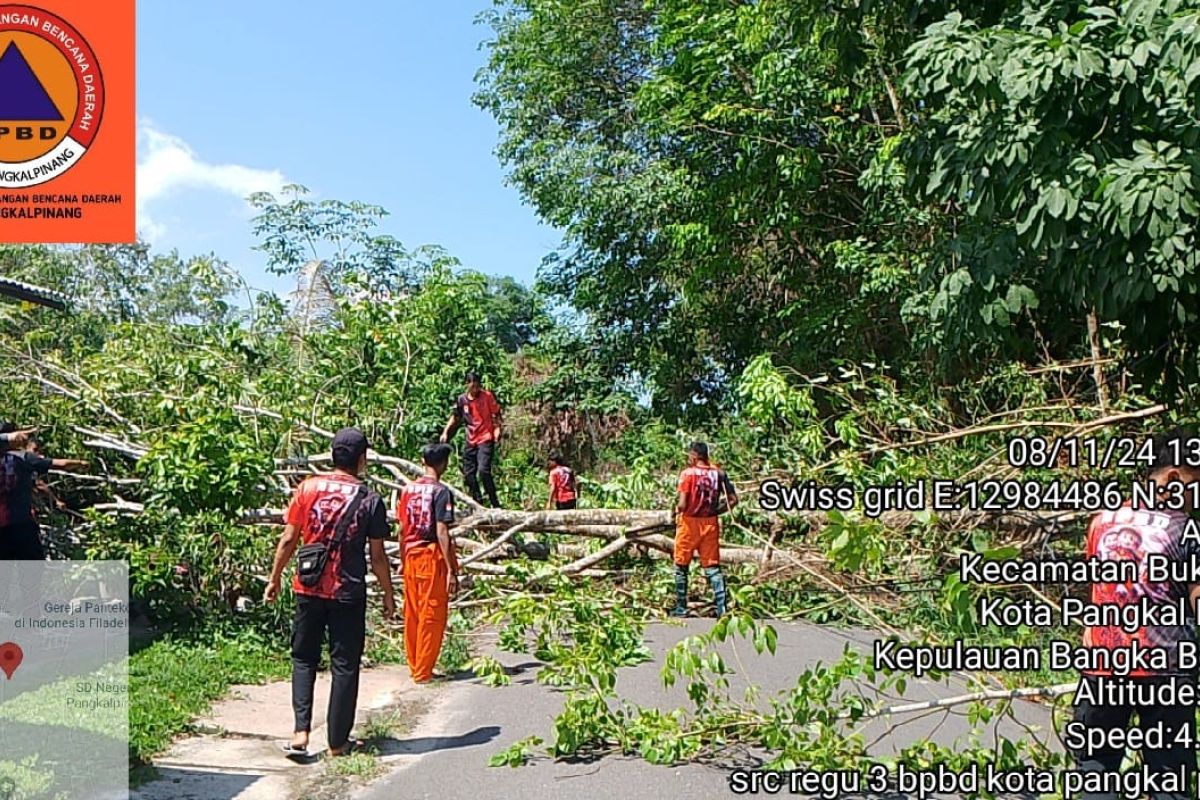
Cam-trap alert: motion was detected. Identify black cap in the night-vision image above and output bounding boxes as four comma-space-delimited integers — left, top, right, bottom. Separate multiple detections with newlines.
332, 427, 369, 464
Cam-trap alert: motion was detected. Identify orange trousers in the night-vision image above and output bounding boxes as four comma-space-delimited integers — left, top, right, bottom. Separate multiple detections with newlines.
675, 516, 721, 567
403, 544, 449, 682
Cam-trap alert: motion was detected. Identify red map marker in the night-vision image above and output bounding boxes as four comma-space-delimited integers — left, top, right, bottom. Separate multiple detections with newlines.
0, 642, 23, 679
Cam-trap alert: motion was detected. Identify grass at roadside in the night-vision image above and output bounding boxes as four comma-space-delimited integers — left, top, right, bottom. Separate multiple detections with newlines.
324, 750, 384, 780
129, 628, 289, 769
129, 606, 411, 782
296, 700, 426, 800
0, 660, 130, 797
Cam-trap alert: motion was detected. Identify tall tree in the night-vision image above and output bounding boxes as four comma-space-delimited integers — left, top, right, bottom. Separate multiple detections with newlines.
902, 0, 1200, 393
476, 0, 967, 416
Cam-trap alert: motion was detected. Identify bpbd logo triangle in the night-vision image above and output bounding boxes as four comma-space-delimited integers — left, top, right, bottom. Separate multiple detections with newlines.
0, 6, 103, 189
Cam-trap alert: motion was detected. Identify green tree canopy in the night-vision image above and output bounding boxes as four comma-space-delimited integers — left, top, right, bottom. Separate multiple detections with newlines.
475, 0, 1014, 416
902, 0, 1200, 392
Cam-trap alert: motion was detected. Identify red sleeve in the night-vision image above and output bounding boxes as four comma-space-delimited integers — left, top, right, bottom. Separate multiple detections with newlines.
491, 392, 502, 416
677, 470, 691, 495
285, 483, 307, 528
396, 488, 410, 534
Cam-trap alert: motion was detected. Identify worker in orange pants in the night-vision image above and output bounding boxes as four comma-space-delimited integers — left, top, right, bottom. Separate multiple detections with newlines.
671, 441, 738, 617
403, 541, 451, 681
397, 442, 459, 683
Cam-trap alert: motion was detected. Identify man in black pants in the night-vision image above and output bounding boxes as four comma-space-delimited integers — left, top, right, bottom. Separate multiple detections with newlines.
0, 424, 87, 560
440, 371, 503, 508
264, 428, 395, 757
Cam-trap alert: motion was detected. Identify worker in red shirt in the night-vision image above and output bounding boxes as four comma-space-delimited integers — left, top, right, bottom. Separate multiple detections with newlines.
545, 452, 578, 510
440, 371, 503, 508
264, 428, 394, 758
398, 442, 459, 683
1069, 429, 1200, 798
671, 441, 737, 618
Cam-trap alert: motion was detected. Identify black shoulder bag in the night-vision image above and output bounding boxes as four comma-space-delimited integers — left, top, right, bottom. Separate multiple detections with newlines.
296, 483, 368, 588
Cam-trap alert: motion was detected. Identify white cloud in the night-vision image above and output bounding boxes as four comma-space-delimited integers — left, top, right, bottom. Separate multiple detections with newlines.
136, 120, 288, 242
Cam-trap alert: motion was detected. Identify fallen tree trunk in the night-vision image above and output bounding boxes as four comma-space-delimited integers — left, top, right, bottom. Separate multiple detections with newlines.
238, 506, 765, 567
71, 420, 1096, 579
459, 521, 531, 567
75, 419, 1095, 541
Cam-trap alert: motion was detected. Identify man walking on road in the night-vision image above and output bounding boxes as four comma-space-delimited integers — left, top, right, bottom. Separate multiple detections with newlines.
440, 371, 503, 508
398, 442, 459, 683
671, 441, 737, 618
264, 428, 394, 758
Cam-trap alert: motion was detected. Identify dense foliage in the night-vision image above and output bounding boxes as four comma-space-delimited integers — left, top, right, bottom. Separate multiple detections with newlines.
0, 197, 638, 627
477, 0, 1200, 408
904, 0, 1200, 388
2, 0, 1199, 785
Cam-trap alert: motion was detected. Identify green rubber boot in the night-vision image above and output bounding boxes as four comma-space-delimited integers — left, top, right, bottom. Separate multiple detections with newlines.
669, 564, 689, 616
705, 566, 728, 617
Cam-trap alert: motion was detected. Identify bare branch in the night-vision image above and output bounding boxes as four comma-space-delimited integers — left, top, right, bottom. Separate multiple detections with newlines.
852, 682, 1075, 720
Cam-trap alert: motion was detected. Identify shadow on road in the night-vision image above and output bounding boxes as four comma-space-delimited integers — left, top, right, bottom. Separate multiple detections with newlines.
443, 661, 544, 684
503, 661, 543, 675
376, 725, 501, 756
133, 767, 259, 800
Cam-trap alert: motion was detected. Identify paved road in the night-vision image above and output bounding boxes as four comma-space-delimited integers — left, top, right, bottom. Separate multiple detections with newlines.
356, 620, 1057, 800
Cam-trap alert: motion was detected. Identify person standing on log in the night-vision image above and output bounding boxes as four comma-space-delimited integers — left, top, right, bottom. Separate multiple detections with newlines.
398, 442, 459, 683
545, 452, 578, 511
0, 424, 87, 560
440, 371, 503, 508
264, 428, 394, 758
1068, 429, 1200, 799
671, 441, 737, 618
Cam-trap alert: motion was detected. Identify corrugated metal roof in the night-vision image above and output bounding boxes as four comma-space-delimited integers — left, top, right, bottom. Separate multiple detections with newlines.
0, 276, 68, 311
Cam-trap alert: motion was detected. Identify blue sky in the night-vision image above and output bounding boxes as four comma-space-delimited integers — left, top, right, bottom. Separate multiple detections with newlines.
137, 2, 558, 295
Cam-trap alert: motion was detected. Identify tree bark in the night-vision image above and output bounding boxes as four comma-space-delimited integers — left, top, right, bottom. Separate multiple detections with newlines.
1087, 309, 1109, 413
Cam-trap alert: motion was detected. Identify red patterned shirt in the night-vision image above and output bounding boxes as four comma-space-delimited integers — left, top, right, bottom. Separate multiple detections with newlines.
1082, 504, 1198, 676
454, 390, 502, 447
549, 466, 577, 503
285, 474, 387, 601
677, 464, 736, 518
398, 477, 455, 555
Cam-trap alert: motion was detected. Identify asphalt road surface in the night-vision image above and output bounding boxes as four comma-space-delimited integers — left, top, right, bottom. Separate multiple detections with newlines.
356, 619, 1058, 800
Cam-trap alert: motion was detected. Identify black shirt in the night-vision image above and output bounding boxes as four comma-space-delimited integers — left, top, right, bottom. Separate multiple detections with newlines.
0, 451, 52, 528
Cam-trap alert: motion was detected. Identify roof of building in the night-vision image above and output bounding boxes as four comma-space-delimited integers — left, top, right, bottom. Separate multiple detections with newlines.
0, 276, 68, 311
